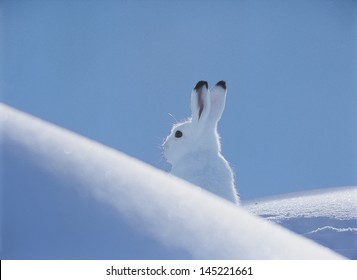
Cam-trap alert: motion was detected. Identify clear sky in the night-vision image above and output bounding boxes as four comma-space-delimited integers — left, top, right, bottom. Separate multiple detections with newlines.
2, 0, 356, 200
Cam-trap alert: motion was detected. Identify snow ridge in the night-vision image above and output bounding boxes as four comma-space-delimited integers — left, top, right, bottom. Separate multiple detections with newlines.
305, 226, 357, 235
244, 187, 357, 221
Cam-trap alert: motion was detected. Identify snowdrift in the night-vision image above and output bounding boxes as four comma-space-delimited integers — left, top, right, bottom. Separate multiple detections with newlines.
0, 103, 346, 259
244, 187, 357, 259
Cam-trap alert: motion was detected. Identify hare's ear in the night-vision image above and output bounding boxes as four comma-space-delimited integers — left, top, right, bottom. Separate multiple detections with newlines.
208, 80, 227, 125
191, 81, 210, 123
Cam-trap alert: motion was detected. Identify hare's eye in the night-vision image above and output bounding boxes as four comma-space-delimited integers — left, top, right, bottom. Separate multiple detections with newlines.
175, 130, 183, 138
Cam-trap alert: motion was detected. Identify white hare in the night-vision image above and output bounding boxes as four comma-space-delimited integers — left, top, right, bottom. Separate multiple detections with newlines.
163, 81, 239, 204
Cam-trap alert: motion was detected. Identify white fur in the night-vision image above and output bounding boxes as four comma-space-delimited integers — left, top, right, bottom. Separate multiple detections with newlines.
163, 81, 239, 204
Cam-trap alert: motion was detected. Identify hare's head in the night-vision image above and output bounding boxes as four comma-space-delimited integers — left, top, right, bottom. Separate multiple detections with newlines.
163, 80, 228, 164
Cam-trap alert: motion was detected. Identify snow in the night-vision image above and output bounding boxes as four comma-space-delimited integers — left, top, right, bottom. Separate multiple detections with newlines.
244, 187, 356, 221
0, 103, 351, 259
244, 187, 357, 259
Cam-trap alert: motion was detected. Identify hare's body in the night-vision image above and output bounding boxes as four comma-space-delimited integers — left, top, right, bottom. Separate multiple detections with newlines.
163, 81, 239, 204
170, 150, 237, 203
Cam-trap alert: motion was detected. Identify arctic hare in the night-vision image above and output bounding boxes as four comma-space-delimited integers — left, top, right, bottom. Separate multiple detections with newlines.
163, 81, 239, 204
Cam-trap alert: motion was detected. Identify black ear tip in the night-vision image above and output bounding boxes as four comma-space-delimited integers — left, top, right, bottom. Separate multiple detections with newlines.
194, 80, 208, 90
216, 80, 226, 89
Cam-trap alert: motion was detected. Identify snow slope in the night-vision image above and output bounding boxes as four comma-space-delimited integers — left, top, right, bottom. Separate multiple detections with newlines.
244, 187, 357, 259
0, 103, 348, 259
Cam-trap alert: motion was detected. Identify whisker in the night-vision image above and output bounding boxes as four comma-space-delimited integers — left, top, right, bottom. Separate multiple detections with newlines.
168, 113, 178, 123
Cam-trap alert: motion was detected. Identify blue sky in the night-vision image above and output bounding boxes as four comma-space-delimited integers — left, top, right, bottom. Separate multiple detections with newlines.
2, 0, 356, 200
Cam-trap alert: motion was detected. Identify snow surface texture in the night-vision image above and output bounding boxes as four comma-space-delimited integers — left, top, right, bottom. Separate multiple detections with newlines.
0, 103, 348, 259
244, 187, 357, 259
